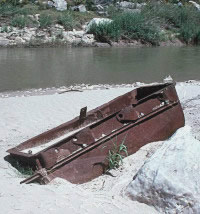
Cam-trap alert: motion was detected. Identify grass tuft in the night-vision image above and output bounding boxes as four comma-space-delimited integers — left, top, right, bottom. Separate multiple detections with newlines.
11, 15, 28, 28
39, 13, 52, 28
57, 12, 75, 30
14, 161, 34, 177
106, 138, 128, 171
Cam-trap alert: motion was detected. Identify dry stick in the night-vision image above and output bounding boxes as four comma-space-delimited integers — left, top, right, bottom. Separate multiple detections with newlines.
58, 89, 83, 94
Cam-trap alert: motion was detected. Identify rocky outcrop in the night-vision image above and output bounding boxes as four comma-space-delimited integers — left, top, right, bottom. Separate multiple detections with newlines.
126, 126, 200, 214
0, 25, 95, 47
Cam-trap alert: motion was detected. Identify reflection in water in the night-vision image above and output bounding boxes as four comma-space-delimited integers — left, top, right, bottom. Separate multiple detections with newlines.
0, 46, 200, 92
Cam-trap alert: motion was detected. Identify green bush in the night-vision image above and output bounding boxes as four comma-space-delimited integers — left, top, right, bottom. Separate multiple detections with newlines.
0, 3, 30, 16
143, 3, 200, 44
11, 15, 28, 28
39, 14, 52, 28
1, 0, 20, 6
179, 22, 200, 44
89, 12, 160, 45
57, 12, 75, 30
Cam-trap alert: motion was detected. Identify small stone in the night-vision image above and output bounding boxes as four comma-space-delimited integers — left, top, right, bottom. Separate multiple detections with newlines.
35, 14, 40, 21
15, 36, 25, 44
74, 31, 85, 38
0, 37, 10, 46
81, 34, 95, 45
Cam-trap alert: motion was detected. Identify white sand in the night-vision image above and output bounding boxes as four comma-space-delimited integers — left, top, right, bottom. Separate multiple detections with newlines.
0, 82, 200, 214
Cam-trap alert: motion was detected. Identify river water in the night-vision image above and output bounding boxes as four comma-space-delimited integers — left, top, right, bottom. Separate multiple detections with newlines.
0, 46, 200, 92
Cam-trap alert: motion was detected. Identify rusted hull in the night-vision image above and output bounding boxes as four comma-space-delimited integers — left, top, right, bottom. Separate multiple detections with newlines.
7, 83, 185, 184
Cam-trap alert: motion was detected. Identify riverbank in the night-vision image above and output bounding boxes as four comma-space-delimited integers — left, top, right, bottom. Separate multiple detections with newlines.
0, 21, 185, 48
0, 1, 200, 48
0, 81, 200, 213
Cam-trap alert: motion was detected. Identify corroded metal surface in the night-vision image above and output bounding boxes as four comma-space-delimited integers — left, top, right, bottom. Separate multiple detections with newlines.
7, 82, 185, 184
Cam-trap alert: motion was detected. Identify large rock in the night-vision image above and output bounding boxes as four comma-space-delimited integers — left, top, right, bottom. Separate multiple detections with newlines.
126, 126, 200, 214
52, 0, 67, 11
70, 4, 87, 12
86, 18, 112, 32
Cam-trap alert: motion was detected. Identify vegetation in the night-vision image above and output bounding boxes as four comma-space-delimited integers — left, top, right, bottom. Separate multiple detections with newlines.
14, 161, 34, 177
11, 15, 28, 28
0, 1, 97, 29
89, 3, 200, 45
8, 157, 34, 177
143, 3, 200, 44
0, 25, 12, 32
39, 13, 53, 28
106, 139, 128, 171
89, 12, 160, 45
57, 12, 75, 30
0, 1, 200, 45
0, 3, 31, 16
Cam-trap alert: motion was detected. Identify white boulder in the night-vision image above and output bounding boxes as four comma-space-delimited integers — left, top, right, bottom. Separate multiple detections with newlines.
86, 18, 112, 32
52, 0, 67, 11
77, 4, 87, 13
126, 126, 200, 214
189, 1, 200, 11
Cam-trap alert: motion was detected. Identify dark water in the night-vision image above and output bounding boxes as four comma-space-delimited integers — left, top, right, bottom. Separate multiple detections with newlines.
0, 46, 200, 92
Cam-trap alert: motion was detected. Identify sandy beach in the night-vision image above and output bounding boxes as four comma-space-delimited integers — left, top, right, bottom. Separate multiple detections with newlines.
0, 81, 200, 214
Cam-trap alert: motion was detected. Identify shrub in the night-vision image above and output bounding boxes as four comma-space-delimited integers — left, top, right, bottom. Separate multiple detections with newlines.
179, 22, 200, 44
142, 3, 200, 44
0, 3, 30, 16
89, 12, 160, 45
11, 15, 28, 28
39, 14, 52, 28
57, 12, 75, 30
0, 25, 13, 32
106, 140, 128, 171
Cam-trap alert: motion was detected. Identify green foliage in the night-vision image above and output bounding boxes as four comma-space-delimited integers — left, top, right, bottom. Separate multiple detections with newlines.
0, 3, 30, 17
73, 0, 86, 6
39, 13, 52, 28
57, 12, 75, 30
107, 4, 120, 18
11, 15, 28, 28
90, 3, 200, 45
1, 0, 20, 6
85, 0, 95, 11
89, 12, 160, 45
143, 3, 200, 44
0, 25, 13, 32
106, 139, 128, 170
14, 161, 34, 177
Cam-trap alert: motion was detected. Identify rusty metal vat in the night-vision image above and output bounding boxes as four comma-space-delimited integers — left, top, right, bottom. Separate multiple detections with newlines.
7, 82, 185, 184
